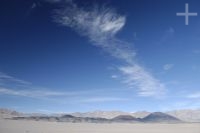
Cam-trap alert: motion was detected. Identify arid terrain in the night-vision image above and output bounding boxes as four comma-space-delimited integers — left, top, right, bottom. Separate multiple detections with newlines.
0, 119, 200, 133
0, 108, 200, 133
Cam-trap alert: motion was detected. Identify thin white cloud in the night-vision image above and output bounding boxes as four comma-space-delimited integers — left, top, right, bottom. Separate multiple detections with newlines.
31, 3, 37, 9
162, 99, 200, 111
111, 75, 118, 79
26, 2, 40, 16
81, 97, 128, 103
159, 27, 175, 44
193, 50, 200, 54
54, 1, 166, 97
0, 87, 128, 105
36, 109, 55, 114
0, 87, 69, 98
0, 72, 128, 103
187, 92, 200, 98
44, 0, 66, 3
54, 3, 135, 64
0, 87, 108, 98
163, 64, 174, 71
167, 27, 175, 34
0, 72, 31, 85
133, 32, 139, 40
119, 65, 166, 97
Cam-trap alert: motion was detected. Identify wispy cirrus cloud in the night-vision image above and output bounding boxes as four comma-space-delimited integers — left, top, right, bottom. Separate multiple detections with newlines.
158, 27, 175, 45
0, 72, 127, 103
193, 50, 200, 54
163, 64, 174, 71
119, 65, 166, 97
187, 92, 200, 99
81, 97, 129, 103
53, 1, 166, 97
0, 87, 128, 104
0, 72, 86, 99
0, 86, 107, 98
44, 0, 65, 3
111, 75, 118, 79
0, 72, 31, 85
0, 87, 68, 98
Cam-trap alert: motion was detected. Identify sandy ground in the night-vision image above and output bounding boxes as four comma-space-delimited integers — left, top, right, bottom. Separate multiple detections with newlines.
0, 119, 200, 133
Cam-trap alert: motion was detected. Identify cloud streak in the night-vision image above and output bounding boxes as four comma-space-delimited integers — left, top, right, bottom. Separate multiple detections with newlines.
0, 72, 31, 85
119, 65, 166, 97
81, 97, 129, 103
0, 87, 107, 98
0, 72, 128, 104
0, 87, 128, 104
187, 92, 200, 99
163, 64, 174, 71
54, 1, 166, 97
0, 87, 71, 98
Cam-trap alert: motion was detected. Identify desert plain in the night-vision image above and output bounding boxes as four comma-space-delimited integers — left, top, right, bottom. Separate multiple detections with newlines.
0, 119, 199, 133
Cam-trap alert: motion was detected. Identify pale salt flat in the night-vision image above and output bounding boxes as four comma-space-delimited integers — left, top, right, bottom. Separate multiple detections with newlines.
0, 119, 200, 133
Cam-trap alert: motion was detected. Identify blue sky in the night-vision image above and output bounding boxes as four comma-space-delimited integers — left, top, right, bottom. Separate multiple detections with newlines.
0, 0, 200, 113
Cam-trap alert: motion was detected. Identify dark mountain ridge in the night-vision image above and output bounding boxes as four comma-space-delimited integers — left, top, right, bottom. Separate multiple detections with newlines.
111, 115, 141, 122
10, 112, 182, 123
142, 112, 181, 123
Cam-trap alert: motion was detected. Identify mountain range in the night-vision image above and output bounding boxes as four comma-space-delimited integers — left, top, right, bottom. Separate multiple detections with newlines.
71, 109, 200, 122
9, 112, 181, 123
1, 108, 200, 123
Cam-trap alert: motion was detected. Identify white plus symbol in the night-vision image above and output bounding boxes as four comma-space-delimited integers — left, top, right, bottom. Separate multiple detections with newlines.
176, 3, 198, 25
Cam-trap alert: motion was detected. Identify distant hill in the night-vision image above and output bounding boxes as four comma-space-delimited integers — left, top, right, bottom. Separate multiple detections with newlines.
0, 108, 22, 119
71, 111, 130, 119
132, 111, 151, 118
71, 111, 150, 119
142, 112, 181, 123
10, 112, 182, 123
111, 115, 140, 122
12, 115, 109, 123
71, 110, 200, 122
1, 108, 200, 123
167, 109, 200, 122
